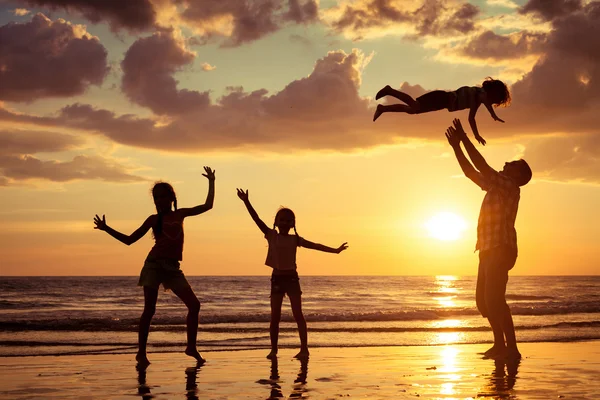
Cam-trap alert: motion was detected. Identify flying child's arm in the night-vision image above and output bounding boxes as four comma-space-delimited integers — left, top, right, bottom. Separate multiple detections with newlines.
179, 167, 216, 218
468, 103, 486, 146
236, 189, 270, 235
93, 214, 155, 246
484, 102, 505, 123
300, 239, 348, 254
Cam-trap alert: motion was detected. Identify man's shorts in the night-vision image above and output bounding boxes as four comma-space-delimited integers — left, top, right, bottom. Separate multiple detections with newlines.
271, 271, 302, 298
476, 246, 517, 318
138, 255, 191, 291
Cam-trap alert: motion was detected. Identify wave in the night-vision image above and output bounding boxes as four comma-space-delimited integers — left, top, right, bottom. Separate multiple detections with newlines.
2, 319, 599, 333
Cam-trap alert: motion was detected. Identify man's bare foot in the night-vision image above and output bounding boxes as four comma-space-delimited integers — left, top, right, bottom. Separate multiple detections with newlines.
266, 350, 278, 360
185, 348, 206, 364
136, 352, 150, 367
373, 104, 384, 122
294, 349, 309, 360
375, 85, 392, 100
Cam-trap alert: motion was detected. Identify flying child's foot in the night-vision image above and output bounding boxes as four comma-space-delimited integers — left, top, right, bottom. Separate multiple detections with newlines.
136, 352, 151, 367
266, 350, 278, 360
373, 104, 384, 122
294, 349, 310, 360
185, 348, 207, 364
375, 85, 392, 100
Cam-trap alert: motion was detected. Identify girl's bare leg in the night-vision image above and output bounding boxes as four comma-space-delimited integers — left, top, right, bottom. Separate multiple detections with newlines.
268, 293, 285, 359
375, 85, 419, 107
373, 103, 417, 121
172, 285, 205, 363
138, 286, 159, 366
289, 292, 309, 359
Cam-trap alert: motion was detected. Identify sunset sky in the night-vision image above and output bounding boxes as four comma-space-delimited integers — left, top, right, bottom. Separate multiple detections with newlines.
1, 0, 599, 276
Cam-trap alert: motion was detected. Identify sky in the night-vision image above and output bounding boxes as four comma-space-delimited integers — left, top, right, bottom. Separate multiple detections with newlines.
0, 0, 599, 276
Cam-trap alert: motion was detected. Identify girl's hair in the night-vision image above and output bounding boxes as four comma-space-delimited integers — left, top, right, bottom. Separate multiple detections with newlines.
274, 207, 299, 237
482, 77, 511, 107
151, 181, 177, 238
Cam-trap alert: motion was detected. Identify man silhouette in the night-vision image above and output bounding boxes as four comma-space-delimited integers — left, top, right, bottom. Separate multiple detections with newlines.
445, 118, 532, 360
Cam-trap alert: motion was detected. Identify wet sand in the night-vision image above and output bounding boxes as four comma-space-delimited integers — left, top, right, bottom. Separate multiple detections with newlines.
1, 341, 599, 399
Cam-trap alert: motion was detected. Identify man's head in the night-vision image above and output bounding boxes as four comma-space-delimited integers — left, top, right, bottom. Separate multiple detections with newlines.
502, 159, 532, 186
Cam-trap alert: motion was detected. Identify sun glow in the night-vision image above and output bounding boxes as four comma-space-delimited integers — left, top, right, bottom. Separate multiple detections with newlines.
425, 212, 467, 241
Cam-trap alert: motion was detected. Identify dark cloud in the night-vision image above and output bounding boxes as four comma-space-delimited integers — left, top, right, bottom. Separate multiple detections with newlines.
519, 0, 583, 21
13, 0, 157, 31
0, 129, 145, 184
457, 30, 547, 61
330, 0, 479, 40
0, 154, 146, 183
0, 13, 108, 102
121, 31, 210, 115
177, 0, 317, 47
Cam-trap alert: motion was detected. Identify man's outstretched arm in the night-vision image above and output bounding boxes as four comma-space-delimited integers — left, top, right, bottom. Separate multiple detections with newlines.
445, 125, 487, 189
452, 118, 496, 176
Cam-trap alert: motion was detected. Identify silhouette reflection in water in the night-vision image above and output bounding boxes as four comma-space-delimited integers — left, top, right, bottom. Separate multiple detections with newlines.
258, 356, 309, 399
136, 362, 203, 399
477, 358, 520, 399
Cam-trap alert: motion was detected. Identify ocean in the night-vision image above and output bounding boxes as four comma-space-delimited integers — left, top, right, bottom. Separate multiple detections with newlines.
1, 276, 599, 357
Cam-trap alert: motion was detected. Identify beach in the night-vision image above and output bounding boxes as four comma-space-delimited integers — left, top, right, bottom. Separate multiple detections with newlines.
1, 341, 599, 399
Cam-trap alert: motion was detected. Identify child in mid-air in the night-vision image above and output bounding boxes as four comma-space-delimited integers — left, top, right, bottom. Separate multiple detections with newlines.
373, 78, 511, 145
237, 188, 348, 360
93, 167, 215, 367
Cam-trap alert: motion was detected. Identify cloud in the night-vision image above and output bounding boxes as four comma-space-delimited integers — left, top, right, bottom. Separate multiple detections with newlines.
13, 0, 157, 31
0, 13, 108, 102
120, 30, 210, 115
200, 62, 216, 71
523, 133, 600, 184
13, 7, 30, 15
0, 129, 146, 184
326, 0, 480, 41
519, 0, 583, 22
486, 0, 518, 9
176, 0, 318, 47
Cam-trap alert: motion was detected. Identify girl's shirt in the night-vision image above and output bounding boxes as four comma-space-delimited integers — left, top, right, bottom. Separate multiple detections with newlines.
149, 212, 184, 261
448, 86, 484, 111
264, 229, 307, 272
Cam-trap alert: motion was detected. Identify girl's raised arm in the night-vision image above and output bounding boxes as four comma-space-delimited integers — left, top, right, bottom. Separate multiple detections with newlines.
94, 214, 155, 246
236, 189, 270, 235
301, 239, 348, 254
179, 166, 216, 218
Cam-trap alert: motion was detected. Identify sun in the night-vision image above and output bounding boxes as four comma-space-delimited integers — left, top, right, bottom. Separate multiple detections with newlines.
425, 212, 467, 241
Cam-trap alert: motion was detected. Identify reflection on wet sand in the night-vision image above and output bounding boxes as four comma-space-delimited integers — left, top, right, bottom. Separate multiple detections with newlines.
136, 362, 203, 399
258, 357, 310, 399
477, 358, 520, 399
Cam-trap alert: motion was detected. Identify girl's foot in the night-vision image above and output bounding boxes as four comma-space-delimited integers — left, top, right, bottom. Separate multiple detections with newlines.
136, 352, 151, 367
266, 350, 278, 360
294, 349, 309, 360
375, 85, 392, 100
480, 345, 505, 358
185, 348, 207, 364
506, 347, 522, 360
373, 104, 384, 122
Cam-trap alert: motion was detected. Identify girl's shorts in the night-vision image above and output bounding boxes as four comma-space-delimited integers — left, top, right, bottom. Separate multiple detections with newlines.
138, 255, 191, 291
271, 271, 302, 298
416, 90, 452, 113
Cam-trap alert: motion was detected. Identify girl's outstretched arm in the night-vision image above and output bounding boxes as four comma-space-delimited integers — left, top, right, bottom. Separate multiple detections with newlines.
468, 104, 486, 146
236, 189, 270, 235
179, 166, 216, 218
302, 240, 348, 254
484, 102, 505, 123
93, 214, 155, 246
